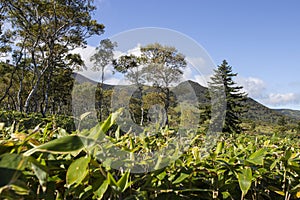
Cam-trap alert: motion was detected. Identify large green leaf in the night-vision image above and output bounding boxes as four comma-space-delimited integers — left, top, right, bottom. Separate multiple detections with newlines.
116, 170, 131, 193
0, 153, 27, 187
88, 109, 122, 140
107, 172, 118, 191
66, 156, 91, 188
24, 135, 84, 156
237, 167, 252, 197
247, 148, 267, 165
107, 171, 132, 193
30, 157, 48, 192
28, 156, 49, 192
94, 180, 108, 199
172, 173, 189, 184
215, 141, 224, 155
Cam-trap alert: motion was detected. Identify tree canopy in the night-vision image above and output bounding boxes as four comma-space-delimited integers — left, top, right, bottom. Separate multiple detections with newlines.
113, 43, 187, 126
0, 0, 104, 115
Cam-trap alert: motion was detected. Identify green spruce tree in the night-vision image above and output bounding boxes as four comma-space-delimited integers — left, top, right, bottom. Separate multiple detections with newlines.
209, 60, 247, 133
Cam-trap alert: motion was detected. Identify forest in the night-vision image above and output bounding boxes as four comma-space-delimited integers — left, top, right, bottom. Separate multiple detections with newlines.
0, 1, 300, 200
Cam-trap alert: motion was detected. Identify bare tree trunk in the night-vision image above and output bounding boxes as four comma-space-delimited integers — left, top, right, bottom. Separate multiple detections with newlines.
24, 49, 48, 113
138, 85, 144, 126
164, 87, 170, 126
17, 68, 24, 112
98, 67, 105, 122
42, 69, 53, 116
24, 78, 40, 113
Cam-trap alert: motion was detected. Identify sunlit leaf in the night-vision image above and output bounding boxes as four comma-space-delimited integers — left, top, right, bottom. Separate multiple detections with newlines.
116, 170, 131, 192
0, 122, 5, 130
94, 180, 108, 199
215, 141, 224, 155
237, 167, 252, 197
24, 135, 84, 156
247, 148, 267, 165
172, 173, 189, 184
66, 156, 91, 187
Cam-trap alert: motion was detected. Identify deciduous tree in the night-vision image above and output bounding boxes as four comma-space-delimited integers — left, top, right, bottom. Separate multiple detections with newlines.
90, 39, 117, 121
2, 0, 104, 115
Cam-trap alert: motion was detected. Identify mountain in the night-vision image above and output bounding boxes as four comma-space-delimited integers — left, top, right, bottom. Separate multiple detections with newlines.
242, 98, 291, 123
72, 73, 98, 84
274, 109, 300, 121
172, 80, 208, 103
72, 73, 299, 124
174, 80, 296, 123
72, 73, 114, 90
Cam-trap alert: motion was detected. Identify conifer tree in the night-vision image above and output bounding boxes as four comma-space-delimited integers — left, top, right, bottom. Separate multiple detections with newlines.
209, 60, 247, 133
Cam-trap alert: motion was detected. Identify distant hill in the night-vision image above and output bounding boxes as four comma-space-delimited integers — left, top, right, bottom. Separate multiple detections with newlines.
72, 73, 114, 90
274, 109, 300, 121
72, 72, 299, 124
172, 80, 208, 103
242, 98, 291, 123
173, 80, 298, 123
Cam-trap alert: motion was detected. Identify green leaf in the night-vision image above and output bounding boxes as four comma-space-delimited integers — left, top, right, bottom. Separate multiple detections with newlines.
270, 157, 280, 170
107, 172, 118, 190
247, 148, 267, 165
30, 157, 48, 192
0, 153, 27, 187
24, 135, 84, 156
237, 167, 252, 197
94, 180, 108, 199
172, 173, 189, 184
99, 109, 122, 135
66, 156, 91, 187
157, 171, 167, 181
215, 141, 224, 155
106, 171, 132, 193
0, 122, 4, 130
116, 170, 131, 192
10, 180, 30, 195
87, 110, 122, 140
284, 149, 292, 161
222, 191, 231, 199
268, 186, 285, 196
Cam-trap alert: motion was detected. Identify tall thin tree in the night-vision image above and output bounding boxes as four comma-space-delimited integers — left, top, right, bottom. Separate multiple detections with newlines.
209, 60, 247, 133
90, 39, 117, 121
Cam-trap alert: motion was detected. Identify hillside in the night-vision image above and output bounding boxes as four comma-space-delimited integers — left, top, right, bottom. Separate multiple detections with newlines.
274, 109, 300, 120
73, 73, 298, 124
242, 98, 291, 123
73, 73, 114, 90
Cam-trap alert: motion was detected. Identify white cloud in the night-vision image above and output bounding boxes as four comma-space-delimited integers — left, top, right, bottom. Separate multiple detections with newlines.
235, 77, 300, 108
181, 56, 215, 87
72, 45, 123, 84
182, 66, 210, 87
235, 76, 266, 98
127, 43, 142, 56
73, 43, 144, 85
265, 93, 300, 105
104, 77, 130, 85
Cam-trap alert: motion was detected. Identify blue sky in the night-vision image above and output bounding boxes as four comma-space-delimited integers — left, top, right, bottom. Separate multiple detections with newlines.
84, 0, 300, 110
